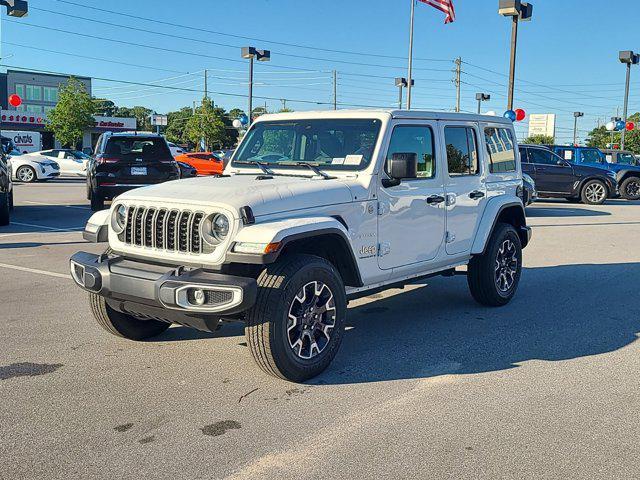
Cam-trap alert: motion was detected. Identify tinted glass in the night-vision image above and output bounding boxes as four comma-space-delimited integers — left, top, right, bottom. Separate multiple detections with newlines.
485, 127, 516, 173
103, 137, 172, 162
527, 148, 556, 165
386, 125, 436, 179
445, 127, 478, 176
617, 153, 636, 165
579, 149, 603, 164
234, 119, 381, 171
519, 148, 530, 163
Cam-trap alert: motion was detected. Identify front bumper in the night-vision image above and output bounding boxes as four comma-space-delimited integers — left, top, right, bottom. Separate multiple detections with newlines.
70, 251, 257, 329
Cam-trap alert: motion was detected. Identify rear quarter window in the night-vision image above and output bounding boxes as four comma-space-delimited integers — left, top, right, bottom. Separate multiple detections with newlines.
484, 127, 517, 173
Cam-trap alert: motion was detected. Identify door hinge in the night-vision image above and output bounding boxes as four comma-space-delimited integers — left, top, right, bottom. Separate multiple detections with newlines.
378, 242, 391, 256
445, 231, 456, 244
377, 202, 389, 215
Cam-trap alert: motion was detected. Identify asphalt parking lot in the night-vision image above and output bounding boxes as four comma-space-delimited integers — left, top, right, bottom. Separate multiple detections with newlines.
1, 179, 640, 480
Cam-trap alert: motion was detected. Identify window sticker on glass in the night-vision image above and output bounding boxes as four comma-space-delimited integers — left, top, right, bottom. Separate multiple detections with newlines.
331, 158, 345, 165
564, 150, 573, 160
344, 154, 363, 166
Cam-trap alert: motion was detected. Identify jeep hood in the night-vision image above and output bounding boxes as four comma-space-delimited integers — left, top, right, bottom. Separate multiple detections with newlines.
116, 174, 355, 217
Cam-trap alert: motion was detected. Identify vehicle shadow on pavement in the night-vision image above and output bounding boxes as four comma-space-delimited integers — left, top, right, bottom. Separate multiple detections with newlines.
0, 241, 87, 249
526, 207, 610, 218
313, 262, 640, 385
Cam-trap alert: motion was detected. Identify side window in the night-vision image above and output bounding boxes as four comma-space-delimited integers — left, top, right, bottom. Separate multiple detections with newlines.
559, 148, 575, 161
519, 148, 530, 163
484, 127, 516, 173
386, 125, 436, 179
527, 148, 555, 165
444, 127, 479, 176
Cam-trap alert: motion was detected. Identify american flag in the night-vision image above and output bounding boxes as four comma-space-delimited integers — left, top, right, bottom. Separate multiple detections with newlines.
418, 0, 456, 24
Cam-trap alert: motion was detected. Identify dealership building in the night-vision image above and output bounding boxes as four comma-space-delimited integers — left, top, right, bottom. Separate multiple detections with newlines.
0, 69, 136, 151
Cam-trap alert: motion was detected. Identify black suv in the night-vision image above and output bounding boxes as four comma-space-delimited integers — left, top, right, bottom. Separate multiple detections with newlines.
87, 132, 180, 211
519, 144, 618, 205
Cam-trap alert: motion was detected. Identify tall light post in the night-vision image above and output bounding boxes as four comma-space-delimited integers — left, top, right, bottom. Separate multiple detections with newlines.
241, 47, 270, 126
476, 93, 491, 114
619, 50, 639, 150
499, 1, 533, 111
395, 77, 413, 109
573, 112, 584, 146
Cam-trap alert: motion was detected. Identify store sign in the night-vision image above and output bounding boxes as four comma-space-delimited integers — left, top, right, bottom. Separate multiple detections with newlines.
0, 111, 136, 131
94, 115, 136, 131
528, 114, 556, 139
1, 110, 45, 125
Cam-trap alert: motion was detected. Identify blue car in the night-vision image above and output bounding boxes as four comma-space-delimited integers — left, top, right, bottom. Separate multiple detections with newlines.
546, 145, 640, 200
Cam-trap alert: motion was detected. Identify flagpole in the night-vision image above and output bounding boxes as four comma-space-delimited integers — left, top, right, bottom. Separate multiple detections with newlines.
406, 0, 415, 110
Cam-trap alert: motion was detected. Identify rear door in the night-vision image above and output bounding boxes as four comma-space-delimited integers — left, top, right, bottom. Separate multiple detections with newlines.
519, 147, 536, 179
56, 150, 84, 176
100, 137, 178, 185
442, 121, 486, 256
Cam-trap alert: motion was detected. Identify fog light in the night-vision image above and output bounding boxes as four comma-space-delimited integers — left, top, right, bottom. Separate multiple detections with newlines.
188, 288, 206, 306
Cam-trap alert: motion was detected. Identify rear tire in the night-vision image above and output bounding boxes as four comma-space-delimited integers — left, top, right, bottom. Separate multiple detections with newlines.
468, 223, 522, 307
620, 176, 640, 201
580, 179, 607, 205
0, 191, 10, 226
89, 189, 105, 211
89, 293, 170, 340
245, 254, 347, 382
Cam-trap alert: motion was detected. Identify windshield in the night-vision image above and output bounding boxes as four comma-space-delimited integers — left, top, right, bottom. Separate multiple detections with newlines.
617, 153, 637, 165
233, 119, 382, 170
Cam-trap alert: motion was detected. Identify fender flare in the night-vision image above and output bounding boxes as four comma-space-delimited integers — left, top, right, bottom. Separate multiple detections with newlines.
471, 197, 528, 254
83, 209, 110, 243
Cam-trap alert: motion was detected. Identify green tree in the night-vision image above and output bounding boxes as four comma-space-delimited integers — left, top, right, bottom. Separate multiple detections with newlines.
114, 106, 153, 131
522, 134, 555, 145
92, 98, 117, 116
586, 113, 640, 152
228, 108, 245, 120
165, 107, 193, 145
184, 99, 227, 151
46, 77, 95, 148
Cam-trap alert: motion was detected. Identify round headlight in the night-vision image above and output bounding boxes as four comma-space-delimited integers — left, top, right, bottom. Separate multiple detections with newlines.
111, 204, 127, 233
211, 213, 229, 241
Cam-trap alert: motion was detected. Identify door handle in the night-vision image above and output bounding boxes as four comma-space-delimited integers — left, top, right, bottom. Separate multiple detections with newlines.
469, 190, 485, 200
426, 194, 445, 205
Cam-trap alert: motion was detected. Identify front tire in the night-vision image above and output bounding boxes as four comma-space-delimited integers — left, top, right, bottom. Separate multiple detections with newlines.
620, 176, 640, 201
89, 293, 170, 340
16, 165, 36, 183
0, 191, 10, 226
245, 254, 347, 382
89, 189, 105, 211
468, 223, 522, 307
580, 179, 607, 205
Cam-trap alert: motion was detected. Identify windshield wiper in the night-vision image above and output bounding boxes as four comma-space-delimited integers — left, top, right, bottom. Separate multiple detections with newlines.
234, 160, 275, 175
285, 162, 335, 180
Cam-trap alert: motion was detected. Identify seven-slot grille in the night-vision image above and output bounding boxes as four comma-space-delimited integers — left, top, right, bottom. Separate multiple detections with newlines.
121, 206, 206, 254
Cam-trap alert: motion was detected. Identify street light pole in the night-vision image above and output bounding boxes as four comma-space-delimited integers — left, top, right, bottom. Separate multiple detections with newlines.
395, 77, 413, 109
476, 93, 490, 114
573, 112, 584, 146
406, 0, 416, 110
241, 47, 270, 126
619, 50, 639, 150
499, 1, 533, 111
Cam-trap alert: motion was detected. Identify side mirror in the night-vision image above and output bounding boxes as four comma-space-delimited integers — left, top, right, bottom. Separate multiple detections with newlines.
383, 152, 418, 187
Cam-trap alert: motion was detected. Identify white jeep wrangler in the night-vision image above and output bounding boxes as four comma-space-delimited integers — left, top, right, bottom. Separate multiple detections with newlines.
71, 110, 531, 382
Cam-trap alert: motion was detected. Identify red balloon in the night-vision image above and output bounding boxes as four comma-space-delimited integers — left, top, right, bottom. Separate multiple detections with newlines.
8, 94, 22, 107
515, 108, 526, 121
626, 122, 635, 131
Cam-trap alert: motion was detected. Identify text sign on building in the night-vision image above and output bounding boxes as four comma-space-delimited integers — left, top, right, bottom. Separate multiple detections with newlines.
93, 116, 137, 131
150, 114, 168, 126
528, 114, 556, 139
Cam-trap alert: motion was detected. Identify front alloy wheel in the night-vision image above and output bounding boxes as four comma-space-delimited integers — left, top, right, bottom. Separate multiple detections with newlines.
287, 281, 337, 360
16, 165, 36, 183
495, 239, 518, 293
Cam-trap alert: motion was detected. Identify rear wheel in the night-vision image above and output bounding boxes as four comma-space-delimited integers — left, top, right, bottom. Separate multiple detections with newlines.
89, 293, 170, 340
8, 189, 14, 210
580, 179, 607, 205
89, 189, 105, 211
468, 223, 522, 307
0, 191, 10, 226
245, 254, 347, 382
620, 177, 640, 201
16, 165, 36, 183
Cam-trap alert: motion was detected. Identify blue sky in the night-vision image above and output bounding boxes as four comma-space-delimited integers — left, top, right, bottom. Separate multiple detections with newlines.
2, 0, 638, 142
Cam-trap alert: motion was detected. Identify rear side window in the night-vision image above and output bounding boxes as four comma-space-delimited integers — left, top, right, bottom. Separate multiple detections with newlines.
103, 137, 171, 162
527, 148, 556, 165
557, 148, 574, 161
484, 127, 516, 173
444, 127, 479, 176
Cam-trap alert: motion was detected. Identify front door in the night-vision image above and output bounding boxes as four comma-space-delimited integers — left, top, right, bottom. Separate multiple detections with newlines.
528, 148, 575, 194
377, 122, 446, 270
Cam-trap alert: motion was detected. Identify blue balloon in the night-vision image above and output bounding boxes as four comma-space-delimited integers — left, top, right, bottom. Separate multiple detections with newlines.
239, 114, 249, 126
615, 120, 626, 131
503, 110, 517, 121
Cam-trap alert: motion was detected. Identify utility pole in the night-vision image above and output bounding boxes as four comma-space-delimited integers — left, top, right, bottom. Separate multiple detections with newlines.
280, 98, 287, 111
454, 57, 462, 113
333, 70, 337, 110
406, 0, 416, 110
204, 69, 208, 100
573, 112, 584, 146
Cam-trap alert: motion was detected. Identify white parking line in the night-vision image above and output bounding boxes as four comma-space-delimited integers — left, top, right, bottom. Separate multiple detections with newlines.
21, 200, 90, 210
0, 229, 83, 239
0, 262, 70, 279
10, 221, 85, 232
